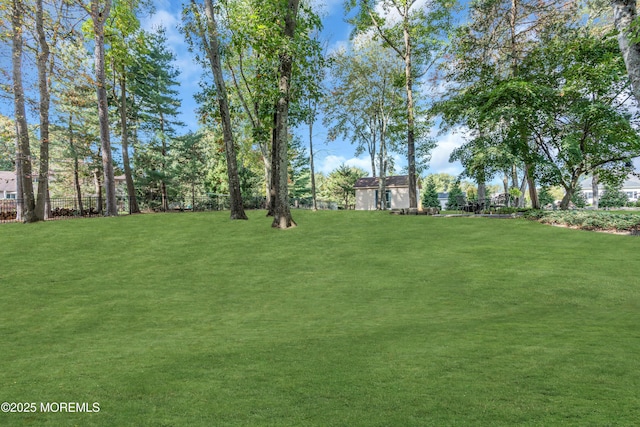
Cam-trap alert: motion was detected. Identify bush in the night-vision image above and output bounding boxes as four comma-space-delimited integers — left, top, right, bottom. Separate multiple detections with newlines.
527, 210, 640, 233
571, 191, 587, 208
599, 188, 628, 208
538, 187, 555, 206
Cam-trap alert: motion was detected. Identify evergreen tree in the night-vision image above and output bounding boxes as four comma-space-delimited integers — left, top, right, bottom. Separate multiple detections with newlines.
538, 187, 555, 206
131, 27, 183, 211
446, 181, 464, 210
599, 185, 628, 208
421, 176, 440, 208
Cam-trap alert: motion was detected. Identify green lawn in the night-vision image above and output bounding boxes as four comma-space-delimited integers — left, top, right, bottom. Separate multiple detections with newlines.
1, 210, 639, 426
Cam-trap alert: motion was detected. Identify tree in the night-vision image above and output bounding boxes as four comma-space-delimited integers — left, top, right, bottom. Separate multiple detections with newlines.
425, 172, 456, 193
324, 39, 407, 210
0, 115, 16, 170
11, 0, 37, 222
327, 164, 367, 209
346, 0, 453, 209
184, 0, 247, 220
78, 0, 118, 216
34, 0, 51, 220
446, 180, 463, 210
537, 187, 554, 206
421, 175, 440, 208
611, 0, 640, 104
107, 0, 150, 214
518, 26, 640, 209
437, 0, 572, 210
270, 0, 301, 228
132, 27, 183, 212
172, 131, 208, 209
599, 184, 628, 208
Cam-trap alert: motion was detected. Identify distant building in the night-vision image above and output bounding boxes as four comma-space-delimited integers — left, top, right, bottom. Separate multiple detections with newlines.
0, 171, 17, 199
580, 175, 640, 204
354, 175, 419, 210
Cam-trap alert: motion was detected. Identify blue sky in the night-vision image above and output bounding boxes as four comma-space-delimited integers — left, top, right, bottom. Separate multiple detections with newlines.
142, 0, 466, 178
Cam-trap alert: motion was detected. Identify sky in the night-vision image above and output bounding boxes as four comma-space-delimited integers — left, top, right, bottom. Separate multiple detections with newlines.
141, 0, 466, 178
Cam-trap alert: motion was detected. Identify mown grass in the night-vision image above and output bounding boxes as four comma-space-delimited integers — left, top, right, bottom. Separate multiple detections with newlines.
1, 210, 639, 426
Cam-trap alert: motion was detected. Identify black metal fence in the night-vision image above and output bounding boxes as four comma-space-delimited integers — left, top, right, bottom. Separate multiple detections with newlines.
0, 195, 336, 223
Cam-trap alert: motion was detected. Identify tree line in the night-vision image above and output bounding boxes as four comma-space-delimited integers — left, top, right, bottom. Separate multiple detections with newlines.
2, 0, 640, 229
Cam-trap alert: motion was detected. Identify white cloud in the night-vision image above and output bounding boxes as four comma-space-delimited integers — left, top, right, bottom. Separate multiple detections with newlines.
141, 8, 202, 81
327, 39, 349, 56
318, 155, 373, 175
425, 129, 467, 176
375, 0, 433, 26
310, 0, 344, 17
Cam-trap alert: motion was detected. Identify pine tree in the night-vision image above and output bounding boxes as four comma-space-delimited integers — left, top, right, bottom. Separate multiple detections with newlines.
421, 176, 440, 208
131, 27, 183, 211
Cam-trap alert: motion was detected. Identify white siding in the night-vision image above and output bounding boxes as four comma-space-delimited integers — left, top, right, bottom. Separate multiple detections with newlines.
356, 188, 376, 210
355, 187, 412, 210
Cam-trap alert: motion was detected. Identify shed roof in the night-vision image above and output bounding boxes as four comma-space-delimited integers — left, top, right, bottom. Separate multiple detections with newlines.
355, 175, 411, 189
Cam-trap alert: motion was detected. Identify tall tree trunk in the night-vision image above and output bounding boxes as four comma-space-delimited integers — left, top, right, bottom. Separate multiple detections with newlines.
271, 0, 300, 229
559, 187, 573, 210
119, 76, 140, 213
68, 114, 84, 215
12, 0, 37, 223
477, 180, 486, 202
592, 173, 599, 209
403, 16, 417, 209
267, 111, 278, 216
201, 0, 247, 219
35, 0, 50, 221
15, 132, 23, 222
90, 0, 117, 216
160, 112, 169, 212
94, 168, 103, 214
518, 172, 527, 208
377, 117, 388, 210
259, 142, 272, 210
526, 164, 539, 209
308, 105, 317, 211
612, 0, 640, 104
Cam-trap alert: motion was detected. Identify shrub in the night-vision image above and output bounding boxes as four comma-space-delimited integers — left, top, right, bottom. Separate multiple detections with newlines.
526, 210, 640, 233
599, 188, 628, 208
538, 187, 555, 206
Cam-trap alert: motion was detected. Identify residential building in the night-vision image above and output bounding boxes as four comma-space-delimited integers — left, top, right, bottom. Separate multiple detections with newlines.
354, 175, 419, 210
0, 171, 17, 199
580, 175, 640, 205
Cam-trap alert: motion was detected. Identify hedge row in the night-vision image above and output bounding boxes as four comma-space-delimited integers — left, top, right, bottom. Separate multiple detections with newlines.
524, 210, 640, 233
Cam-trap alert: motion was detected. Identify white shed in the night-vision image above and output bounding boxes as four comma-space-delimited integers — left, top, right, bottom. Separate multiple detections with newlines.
354, 175, 418, 210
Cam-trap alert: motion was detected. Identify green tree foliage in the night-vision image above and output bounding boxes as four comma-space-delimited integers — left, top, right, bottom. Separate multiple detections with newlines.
424, 173, 456, 193
421, 175, 440, 208
538, 187, 555, 206
0, 115, 16, 170
439, 2, 640, 211
130, 27, 183, 211
599, 185, 629, 208
326, 164, 367, 209
324, 39, 406, 178
446, 180, 463, 210
518, 26, 640, 209
346, 0, 454, 208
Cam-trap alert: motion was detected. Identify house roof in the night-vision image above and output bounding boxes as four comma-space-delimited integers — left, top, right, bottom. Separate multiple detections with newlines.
0, 171, 17, 193
579, 174, 640, 190
355, 175, 413, 189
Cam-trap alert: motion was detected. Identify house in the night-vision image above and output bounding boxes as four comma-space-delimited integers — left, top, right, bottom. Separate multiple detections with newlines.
580, 175, 640, 204
0, 171, 17, 199
354, 175, 419, 210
